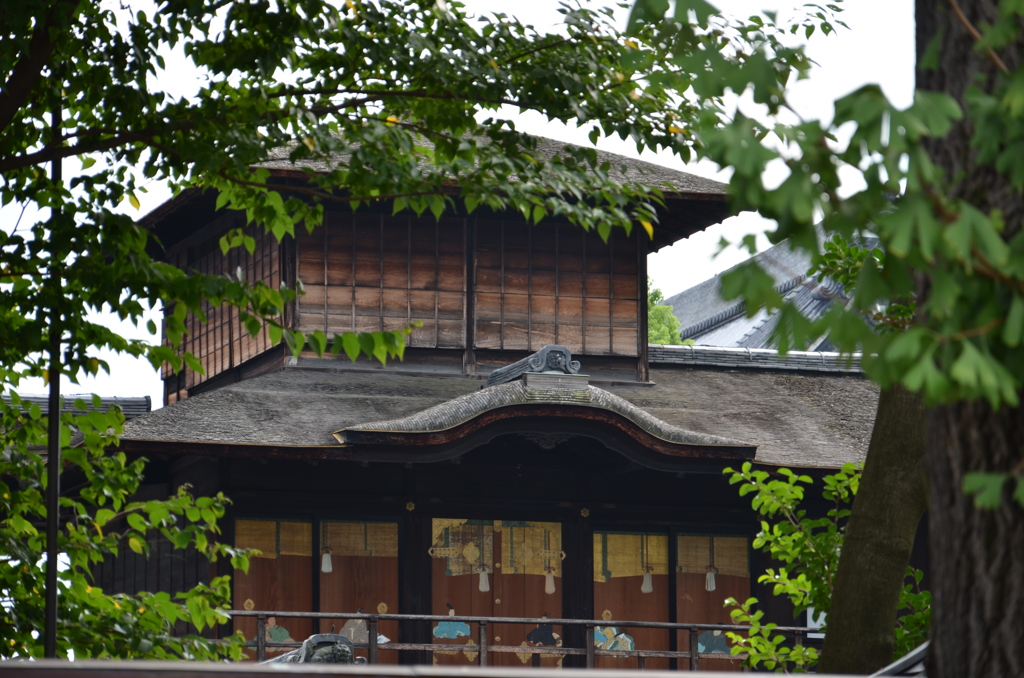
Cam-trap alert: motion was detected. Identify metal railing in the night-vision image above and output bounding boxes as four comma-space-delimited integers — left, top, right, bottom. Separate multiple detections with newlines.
229, 610, 817, 669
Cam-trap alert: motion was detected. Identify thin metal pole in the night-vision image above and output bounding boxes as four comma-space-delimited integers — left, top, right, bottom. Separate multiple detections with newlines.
477, 620, 487, 666
369, 615, 379, 664
256, 615, 267, 661
43, 87, 63, 661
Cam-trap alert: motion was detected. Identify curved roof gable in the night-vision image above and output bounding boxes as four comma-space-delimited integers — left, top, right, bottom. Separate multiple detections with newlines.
334, 373, 756, 469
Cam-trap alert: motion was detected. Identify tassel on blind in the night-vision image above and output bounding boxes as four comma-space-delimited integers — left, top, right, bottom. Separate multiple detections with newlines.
478, 569, 490, 592
705, 536, 717, 591
545, 569, 556, 595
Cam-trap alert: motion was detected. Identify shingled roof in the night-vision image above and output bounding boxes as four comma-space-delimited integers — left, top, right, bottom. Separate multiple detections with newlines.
141, 136, 729, 254
119, 364, 876, 469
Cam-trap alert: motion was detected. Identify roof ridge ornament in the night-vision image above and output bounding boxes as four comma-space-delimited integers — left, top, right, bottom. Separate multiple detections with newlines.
485, 345, 581, 387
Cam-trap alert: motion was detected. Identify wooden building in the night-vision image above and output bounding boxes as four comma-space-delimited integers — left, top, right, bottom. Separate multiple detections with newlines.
109, 140, 881, 669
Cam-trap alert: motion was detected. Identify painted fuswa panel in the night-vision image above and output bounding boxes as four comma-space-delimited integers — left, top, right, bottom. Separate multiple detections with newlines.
233, 519, 401, 663
430, 519, 564, 669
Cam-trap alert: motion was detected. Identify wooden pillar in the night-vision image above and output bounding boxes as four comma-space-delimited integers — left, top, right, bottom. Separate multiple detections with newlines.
463, 218, 476, 375
399, 501, 433, 665
636, 229, 649, 382
562, 505, 593, 668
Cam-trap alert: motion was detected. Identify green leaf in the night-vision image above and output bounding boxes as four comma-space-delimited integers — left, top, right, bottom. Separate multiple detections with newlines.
1014, 477, 1024, 508
309, 330, 327, 357
963, 472, 1009, 509
341, 332, 361, 362
1003, 295, 1024, 347
126, 512, 148, 533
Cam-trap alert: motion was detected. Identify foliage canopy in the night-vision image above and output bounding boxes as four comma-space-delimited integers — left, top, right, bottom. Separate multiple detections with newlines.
0, 0, 732, 658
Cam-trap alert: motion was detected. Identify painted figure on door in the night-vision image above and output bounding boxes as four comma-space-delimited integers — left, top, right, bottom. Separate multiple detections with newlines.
433, 604, 472, 639
265, 616, 294, 645
526, 613, 562, 647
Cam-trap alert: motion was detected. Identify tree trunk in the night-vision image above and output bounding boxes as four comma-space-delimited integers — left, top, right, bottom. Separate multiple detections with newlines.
818, 386, 928, 674
916, 3, 1024, 677
926, 402, 1024, 678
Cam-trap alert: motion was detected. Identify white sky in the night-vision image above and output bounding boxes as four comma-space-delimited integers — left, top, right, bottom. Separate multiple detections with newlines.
4, 0, 914, 408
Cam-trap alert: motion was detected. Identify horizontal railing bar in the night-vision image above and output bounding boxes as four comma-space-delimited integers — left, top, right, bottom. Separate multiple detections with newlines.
227, 609, 814, 634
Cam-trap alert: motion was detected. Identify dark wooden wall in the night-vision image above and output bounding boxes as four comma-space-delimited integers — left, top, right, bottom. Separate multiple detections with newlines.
162, 218, 283, 404
296, 212, 467, 348
294, 210, 642, 366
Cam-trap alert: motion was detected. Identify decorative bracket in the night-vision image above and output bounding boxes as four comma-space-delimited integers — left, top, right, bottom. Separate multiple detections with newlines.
428, 546, 460, 558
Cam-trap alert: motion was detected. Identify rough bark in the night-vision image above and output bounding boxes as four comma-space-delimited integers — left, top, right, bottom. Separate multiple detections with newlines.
818, 386, 928, 674
916, 3, 1024, 677
926, 401, 1024, 678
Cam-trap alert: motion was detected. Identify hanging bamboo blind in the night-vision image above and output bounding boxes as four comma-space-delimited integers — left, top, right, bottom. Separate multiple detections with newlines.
676, 536, 749, 577
322, 521, 398, 558
501, 521, 563, 577
430, 519, 494, 577
234, 519, 313, 559
280, 521, 312, 557
592, 532, 669, 582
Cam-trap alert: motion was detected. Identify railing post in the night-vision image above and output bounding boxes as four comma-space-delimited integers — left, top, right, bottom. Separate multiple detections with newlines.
689, 628, 699, 671
369, 615, 379, 665
638, 655, 646, 670
256, 614, 266, 663
585, 625, 595, 669
478, 620, 488, 666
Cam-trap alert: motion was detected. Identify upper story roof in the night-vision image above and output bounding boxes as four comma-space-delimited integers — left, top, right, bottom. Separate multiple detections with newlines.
139, 136, 729, 255
119, 358, 876, 470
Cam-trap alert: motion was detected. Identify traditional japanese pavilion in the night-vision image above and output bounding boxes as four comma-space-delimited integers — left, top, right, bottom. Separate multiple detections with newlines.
108, 139, 880, 669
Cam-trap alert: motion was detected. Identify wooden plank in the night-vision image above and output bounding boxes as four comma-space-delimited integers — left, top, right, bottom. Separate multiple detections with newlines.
408, 319, 437, 348
583, 326, 611, 355
437, 319, 465, 349
382, 288, 411, 319
530, 226, 558, 270
475, 319, 502, 349
354, 287, 382, 316
559, 272, 583, 296
584, 274, 611, 298
474, 268, 502, 293
613, 273, 638, 299
557, 326, 583, 354
531, 270, 556, 295
437, 291, 464, 320
294, 228, 321, 280
503, 322, 529, 351
410, 290, 437, 316
382, 218, 410, 289
325, 314, 356, 336
502, 268, 529, 292
353, 216, 381, 287
612, 328, 639, 357
611, 299, 636, 325
325, 219, 353, 287
502, 294, 529, 323
531, 295, 557, 326
584, 298, 611, 326
354, 315, 383, 333
474, 293, 502, 322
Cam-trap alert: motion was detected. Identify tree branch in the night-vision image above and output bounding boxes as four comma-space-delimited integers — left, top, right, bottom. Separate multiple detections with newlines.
946, 0, 1010, 75
0, 0, 82, 137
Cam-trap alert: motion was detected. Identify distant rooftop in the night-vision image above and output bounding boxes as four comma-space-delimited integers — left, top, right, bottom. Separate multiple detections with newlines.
664, 239, 863, 351
4, 394, 152, 421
